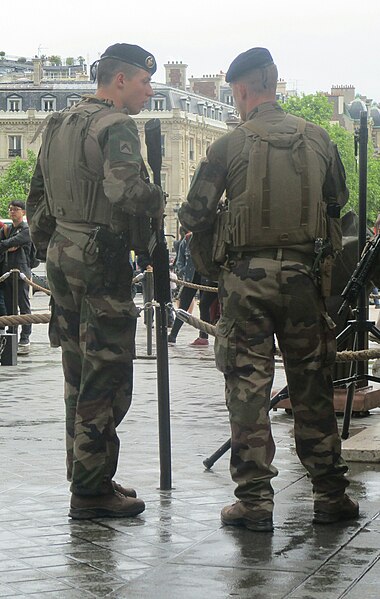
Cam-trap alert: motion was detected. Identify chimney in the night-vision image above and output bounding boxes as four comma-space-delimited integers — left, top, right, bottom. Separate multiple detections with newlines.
189, 72, 225, 101
32, 57, 43, 86
164, 61, 188, 90
330, 85, 355, 105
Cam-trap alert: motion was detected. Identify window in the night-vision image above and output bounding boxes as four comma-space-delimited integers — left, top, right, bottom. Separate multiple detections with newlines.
153, 97, 165, 111
7, 97, 22, 112
225, 95, 234, 106
42, 97, 56, 111
189, 137, 194, 161
8, 135, 22, 158
67, 96, 80, 107
161, 134, 166, 158
161, 173, 167, 192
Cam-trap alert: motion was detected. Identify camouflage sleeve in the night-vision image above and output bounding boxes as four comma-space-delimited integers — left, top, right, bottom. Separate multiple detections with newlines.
179, 142, 227, 232
327, 142, 349, 207
102, 118, 164, 219
26, 154, 56, 255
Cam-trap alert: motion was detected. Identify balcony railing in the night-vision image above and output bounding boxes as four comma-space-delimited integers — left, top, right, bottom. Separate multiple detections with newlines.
8, 149, 22, 157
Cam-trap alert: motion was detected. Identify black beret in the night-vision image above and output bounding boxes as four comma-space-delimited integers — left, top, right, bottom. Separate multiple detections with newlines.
225, 47, 274, 83
101, 43, 157, 75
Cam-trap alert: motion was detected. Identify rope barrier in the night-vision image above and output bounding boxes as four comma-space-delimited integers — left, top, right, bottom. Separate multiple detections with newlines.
0, 271, 11, 284
0, 313, 51, 326
175, 279, 218, 293
3, 270, 380, 364
174, 309, 380, 363
20, 272, 52, 295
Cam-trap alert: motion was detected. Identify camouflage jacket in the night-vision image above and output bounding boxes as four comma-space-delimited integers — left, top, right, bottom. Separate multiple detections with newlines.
27, 96, 164, 250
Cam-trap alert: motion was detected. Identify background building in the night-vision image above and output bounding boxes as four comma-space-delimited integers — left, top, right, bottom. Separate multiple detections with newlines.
1, 55, 379, 239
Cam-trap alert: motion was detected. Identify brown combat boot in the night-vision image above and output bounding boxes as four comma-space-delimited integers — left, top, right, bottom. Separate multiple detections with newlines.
69, 491, 145, 520
221, 501, 274, 532
112, 481, 137, 498
313, 494, 359, 525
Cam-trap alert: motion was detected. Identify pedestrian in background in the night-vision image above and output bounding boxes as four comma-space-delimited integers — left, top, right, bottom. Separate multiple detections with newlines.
0, 200, 32, 354
168, 232, 216, 346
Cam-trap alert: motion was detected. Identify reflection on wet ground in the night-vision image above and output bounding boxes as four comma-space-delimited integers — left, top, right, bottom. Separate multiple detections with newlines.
0, 294, 379, 597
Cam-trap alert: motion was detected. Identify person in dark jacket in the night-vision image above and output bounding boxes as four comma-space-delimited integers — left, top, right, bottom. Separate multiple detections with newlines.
168, 232, 216, 346
0, 200, 32, 353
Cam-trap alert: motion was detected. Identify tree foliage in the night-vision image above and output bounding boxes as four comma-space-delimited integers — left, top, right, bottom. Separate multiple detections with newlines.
282, 93, 380, 224
0, 151, 37, 217
48, 55, 62, 66
282, 93, 333, 126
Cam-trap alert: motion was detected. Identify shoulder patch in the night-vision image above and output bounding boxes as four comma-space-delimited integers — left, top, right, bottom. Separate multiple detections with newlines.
120, 141, 133, 155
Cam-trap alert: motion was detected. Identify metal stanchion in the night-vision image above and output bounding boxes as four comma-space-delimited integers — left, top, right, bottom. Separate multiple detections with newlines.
0, 270, 18, 365
11, 269, 19, 339
144, 269, 154, 356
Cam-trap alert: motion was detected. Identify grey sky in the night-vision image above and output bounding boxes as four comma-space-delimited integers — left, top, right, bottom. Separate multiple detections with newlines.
3, 0, 379, 102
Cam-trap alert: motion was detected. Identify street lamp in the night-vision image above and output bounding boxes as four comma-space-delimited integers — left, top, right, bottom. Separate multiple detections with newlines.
173, 202, 180, 239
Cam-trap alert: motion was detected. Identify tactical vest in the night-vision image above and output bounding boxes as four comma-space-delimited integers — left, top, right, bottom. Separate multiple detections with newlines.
40, 102, 127, 225
224, 114, 328, 250
39, 101, 151, 252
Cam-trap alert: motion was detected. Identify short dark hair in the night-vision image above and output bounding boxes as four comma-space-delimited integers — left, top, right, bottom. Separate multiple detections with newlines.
8, 200, 25, 210
97, 59, 140, 86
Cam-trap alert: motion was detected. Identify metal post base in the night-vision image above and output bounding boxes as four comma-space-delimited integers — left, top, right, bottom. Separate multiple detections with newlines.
0, 333, 18, 366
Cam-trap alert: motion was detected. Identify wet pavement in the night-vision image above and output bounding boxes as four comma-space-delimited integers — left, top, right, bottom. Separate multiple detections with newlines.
0, 293, 379, 598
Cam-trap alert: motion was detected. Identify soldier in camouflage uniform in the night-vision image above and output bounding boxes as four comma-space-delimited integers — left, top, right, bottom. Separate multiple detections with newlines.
27, 44, 165, 519
179, 48, 359, 531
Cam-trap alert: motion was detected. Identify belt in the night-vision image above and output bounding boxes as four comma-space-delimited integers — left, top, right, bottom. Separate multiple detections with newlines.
228, 248, 315, 268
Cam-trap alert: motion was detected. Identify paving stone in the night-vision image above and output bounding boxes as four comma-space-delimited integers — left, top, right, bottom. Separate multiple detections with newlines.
0, 294, 380, 597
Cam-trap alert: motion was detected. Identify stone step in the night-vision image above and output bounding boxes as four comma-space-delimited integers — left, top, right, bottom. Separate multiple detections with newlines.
273, 386, 380, 414
342, 422, 380, 462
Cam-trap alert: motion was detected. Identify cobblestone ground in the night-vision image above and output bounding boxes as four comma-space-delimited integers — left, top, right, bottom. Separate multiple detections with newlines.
0, 291, 379, 598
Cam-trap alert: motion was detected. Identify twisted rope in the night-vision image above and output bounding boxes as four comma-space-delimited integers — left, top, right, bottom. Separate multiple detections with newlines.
0, 313, 51, 326
174, 310, 380, 363
176, 279, 218, 293
0, 271, 11, 283
20, 273, 51, 295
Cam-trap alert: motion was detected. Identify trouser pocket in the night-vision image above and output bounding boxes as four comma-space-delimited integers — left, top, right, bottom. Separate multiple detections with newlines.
214, 316, 236, 374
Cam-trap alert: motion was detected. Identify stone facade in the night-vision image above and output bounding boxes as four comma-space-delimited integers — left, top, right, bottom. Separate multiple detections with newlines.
0, 59, 238, 241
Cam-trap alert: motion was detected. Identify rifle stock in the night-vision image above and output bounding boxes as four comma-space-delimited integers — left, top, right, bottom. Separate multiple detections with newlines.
144, 119, 171, 306
144, 118, 172, 490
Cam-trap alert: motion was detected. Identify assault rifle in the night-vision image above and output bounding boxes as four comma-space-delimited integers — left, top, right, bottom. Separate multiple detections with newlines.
338, 233, 380, 315
144, 118, 172, 490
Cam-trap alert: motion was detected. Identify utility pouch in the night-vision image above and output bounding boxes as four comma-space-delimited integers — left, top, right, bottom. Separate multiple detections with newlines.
90, 227, 129, 289
212, 210, 230, 265
320, 254, 334, 298
326, 215, 343, 254
127, 216, 151, 253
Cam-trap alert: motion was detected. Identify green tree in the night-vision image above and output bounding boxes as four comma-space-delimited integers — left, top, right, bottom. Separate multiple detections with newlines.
66, 57, 74, 66
48, 55, 62, 66
17, 57, 27, 63
77, 56, 85, 66
0, 150, 37, 216
0, 51, 5, 60
282, 93, 333, 126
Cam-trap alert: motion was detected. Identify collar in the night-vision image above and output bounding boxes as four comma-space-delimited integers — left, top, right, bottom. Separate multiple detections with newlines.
82, 95, 115, 108
246, 101, 284, 120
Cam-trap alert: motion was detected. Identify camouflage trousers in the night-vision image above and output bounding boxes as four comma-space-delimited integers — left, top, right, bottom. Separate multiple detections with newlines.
46, 231, 139, 496
215, 255, 349, 515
